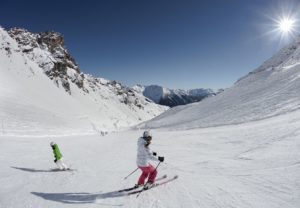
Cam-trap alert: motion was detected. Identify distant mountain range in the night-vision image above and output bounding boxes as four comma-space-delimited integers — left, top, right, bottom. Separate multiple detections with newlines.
133, 85, 220, 107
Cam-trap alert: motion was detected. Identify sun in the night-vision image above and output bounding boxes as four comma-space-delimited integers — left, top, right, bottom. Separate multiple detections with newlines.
278, 18, 295, 33
259, 3, 300, 43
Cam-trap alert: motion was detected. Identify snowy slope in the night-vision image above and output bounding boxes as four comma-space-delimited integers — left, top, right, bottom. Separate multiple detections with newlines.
140, 38, 300, 129
133, 84, 215, 107
1, 109, 299, 208
0, 27, 167, 136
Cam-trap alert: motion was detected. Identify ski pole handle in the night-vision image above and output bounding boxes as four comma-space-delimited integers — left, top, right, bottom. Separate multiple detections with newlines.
124, 167, 139, 180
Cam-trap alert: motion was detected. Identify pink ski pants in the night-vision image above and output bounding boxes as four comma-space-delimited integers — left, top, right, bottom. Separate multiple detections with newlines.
137, 164, 157, 185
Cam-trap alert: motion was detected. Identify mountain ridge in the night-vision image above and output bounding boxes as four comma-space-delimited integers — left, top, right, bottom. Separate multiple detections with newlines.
0, 26, 168, 136
133, 84, 217, 107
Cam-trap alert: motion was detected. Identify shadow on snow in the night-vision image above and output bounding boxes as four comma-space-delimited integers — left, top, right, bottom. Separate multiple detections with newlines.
31, 190, 129, 206
11, 166, 66, 173
11, 166, 75, 173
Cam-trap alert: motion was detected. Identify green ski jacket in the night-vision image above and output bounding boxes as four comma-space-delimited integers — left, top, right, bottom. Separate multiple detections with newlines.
52, 144, 63, 160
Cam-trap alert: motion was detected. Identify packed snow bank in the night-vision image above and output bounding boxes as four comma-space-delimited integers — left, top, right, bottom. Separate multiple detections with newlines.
1, 109, 300, 208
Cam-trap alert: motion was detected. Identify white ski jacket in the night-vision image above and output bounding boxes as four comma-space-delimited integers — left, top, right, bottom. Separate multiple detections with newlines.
136, 137, 158, 167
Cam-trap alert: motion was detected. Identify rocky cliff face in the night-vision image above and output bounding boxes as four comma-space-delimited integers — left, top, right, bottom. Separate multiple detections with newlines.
8, 28, 84, 93
7, 28, 158, 111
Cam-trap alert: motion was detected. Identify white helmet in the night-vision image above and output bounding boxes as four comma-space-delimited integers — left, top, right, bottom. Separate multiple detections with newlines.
50, 141, 55, 146
143, 130, 152, 138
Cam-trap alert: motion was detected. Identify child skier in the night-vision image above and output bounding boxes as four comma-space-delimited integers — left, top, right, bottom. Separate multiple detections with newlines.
50, 142, 69, 170
136, 131, 164, 189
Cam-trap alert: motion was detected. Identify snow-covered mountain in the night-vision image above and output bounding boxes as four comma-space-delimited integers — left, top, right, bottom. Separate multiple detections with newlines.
0, 27, 167, 136
141, 37, 300, 130
133, 84, 215, 107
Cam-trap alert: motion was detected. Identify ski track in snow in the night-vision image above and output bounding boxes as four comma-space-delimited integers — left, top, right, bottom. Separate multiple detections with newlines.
1, 110, 300, 208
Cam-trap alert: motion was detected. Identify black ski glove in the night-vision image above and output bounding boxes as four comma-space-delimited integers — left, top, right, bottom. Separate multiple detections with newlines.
54, 159, 57, 163
145, 141, 151, 147
152, 152, 157, 156
158, 156, 164, 162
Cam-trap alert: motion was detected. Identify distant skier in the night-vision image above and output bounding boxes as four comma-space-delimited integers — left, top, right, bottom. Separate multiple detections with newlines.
136, 131, 164, 189
50, 142, 69, 170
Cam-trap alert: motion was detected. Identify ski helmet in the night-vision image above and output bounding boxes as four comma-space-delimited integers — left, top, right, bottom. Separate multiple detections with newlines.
143, 131, 152, 142
143, 130, 152, 138
50, 141, 55, 146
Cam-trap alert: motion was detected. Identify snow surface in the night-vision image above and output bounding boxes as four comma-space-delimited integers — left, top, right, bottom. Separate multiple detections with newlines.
1, 109, 299, 208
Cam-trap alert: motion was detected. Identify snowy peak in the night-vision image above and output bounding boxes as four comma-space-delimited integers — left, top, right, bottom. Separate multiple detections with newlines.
6, 27, 164, 111
187, 88, 215, 97
142, 85, 168, 103
8, 28, 83, 93
134, 84, 215, 107
0, 27, 167, 136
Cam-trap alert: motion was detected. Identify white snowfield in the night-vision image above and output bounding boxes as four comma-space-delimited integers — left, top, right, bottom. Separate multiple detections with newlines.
1, 26, 300, 207
0, 110, 299, 208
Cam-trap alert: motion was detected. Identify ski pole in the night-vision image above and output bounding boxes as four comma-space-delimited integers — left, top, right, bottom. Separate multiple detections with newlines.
124, 167, 139, 180
148, 161, 161, 179
154, 161, 161, 172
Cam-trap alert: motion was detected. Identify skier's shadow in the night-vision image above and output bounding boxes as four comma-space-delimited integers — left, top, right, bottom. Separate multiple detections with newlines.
11, 166, 58, 173
31, 190, 128, 206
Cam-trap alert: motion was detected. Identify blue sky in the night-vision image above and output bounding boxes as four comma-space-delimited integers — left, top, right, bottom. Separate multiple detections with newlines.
1, 0, 299, 90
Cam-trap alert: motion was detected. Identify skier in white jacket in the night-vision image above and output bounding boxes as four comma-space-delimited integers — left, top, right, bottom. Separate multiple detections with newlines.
136, 131, 164, 188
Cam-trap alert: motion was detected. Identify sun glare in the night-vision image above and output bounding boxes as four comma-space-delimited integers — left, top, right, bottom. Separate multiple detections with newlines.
261, 4, 300, 43
279, 18, 295, 33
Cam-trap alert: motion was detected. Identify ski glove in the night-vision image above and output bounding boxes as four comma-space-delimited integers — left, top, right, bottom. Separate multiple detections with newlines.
152, 152, 157, 156
158, 156, 164, 162
54, 159, 57, 163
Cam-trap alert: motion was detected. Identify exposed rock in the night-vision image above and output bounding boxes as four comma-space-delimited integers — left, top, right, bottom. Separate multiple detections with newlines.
8, 28, 83, 93
7, 27, 159, 110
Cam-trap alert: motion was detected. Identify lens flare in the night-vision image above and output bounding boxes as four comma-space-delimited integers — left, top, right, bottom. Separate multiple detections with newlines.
278, 18, 295, 33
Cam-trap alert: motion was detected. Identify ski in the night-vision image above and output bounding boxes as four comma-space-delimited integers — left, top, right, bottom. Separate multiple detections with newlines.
50, 168, 76, 172
118, 174, 167, 193
117, 185, 140, 193
152, 174, 167, 182
127, 175, 178, 197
